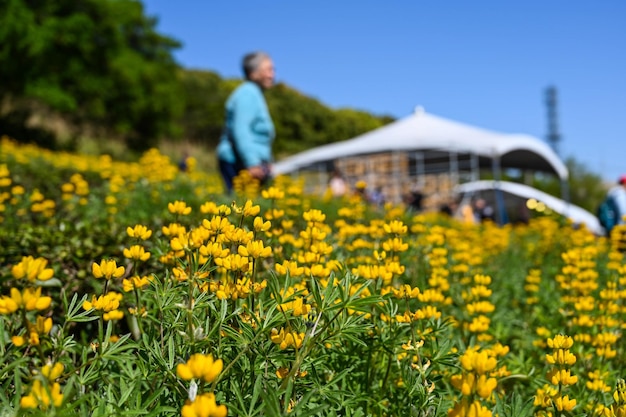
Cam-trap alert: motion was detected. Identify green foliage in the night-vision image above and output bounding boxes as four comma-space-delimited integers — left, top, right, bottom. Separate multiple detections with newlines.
532, 157, 608, 213
0, 0, 183, 149
175, 71, 394, 157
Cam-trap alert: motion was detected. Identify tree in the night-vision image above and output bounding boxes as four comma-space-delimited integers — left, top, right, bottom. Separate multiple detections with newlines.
532, 156, 608, 213
0, 0, 183, 150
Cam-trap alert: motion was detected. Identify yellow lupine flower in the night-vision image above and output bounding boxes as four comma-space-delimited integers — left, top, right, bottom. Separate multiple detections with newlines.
303, 209, 326, 223
214, 254, 250, 272
199, 242, 230, 258
448, 398, 492, 417
123, 245, 151, 261
261, 186, 285, 199
291, 297, 311, 317
181, 392, 227, 417
30, 316, 53, 339
41, 363, 64, 381
126, 224, 152, 240
270, 328, 305, 350
176, 353, 223, 383
275, 260, 304, 277
11, 256, 54, 282
253, 216, 271, 232
168, 200, 192, 215
0, 292, 19, 314
242, 200, 260, 216
554, 395, 576, 411
547, 334, 574, 349
547, 368, 578, 386
460, 348, 497, 375
92, 259, 125, 280
237, 240, 272, 258
162, 222, 187, 237
200, 201, 232, 215
83, 292, 123, 312
546, 349, 576, 366
6, 287, 52, 312
383, 220, 407, 235
382, 237, 409, 252
20, 380, 63, 409
103, 309, 124, 321
122, 275, 152, 292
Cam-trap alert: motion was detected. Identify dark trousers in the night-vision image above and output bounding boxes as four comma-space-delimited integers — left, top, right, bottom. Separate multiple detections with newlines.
219, 159, 240, 194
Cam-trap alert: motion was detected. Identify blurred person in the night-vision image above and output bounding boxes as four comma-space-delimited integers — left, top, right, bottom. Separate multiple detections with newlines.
328, 169, 347, 197
368, 185, 386, 207
603, 175, 626, 232
217, 51, 275, 193
473, 197, 495, 222
408, 188, 424, 212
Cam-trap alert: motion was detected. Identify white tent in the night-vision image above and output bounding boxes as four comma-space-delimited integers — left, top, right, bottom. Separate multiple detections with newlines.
454, 180, 603, 235
273, 108, 568, 180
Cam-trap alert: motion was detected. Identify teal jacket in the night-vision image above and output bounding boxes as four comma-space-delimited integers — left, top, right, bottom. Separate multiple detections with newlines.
216, 81, 275, 168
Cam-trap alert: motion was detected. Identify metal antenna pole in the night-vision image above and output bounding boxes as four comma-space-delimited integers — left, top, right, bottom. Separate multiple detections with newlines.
545, 86, 561, 156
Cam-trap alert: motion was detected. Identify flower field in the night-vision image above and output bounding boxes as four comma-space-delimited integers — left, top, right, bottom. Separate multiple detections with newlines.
1, 136, 626, 417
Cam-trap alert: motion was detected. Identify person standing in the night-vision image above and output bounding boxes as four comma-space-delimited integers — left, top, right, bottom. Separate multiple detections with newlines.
607, 176, 626, 229
217, 51, 275, 193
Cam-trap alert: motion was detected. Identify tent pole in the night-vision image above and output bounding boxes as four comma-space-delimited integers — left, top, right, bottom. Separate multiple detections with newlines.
471, 153, 479, 182
491, 154, 507, 225
392, 151, 401, 203
450, 149, 459, 199
560, 178, 570, 203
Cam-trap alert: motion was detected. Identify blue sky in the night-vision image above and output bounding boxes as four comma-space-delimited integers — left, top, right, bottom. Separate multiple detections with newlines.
143, 0, 626, 182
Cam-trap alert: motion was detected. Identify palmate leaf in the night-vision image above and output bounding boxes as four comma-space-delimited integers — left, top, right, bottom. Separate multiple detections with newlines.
494, 391, 535, 417
64, 292, 99, 323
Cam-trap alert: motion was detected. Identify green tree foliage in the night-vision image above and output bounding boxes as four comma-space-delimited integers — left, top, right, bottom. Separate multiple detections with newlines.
0, 0, 182, 150
177, 70, 394, 156
532, 156, 608, 213
267, 83, 394, 155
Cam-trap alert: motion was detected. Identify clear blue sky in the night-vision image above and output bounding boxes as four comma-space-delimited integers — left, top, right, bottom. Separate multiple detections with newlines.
143, 0, 625, 182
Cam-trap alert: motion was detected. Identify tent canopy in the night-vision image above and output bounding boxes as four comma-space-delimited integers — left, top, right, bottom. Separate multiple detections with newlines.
273, 108, 568, 180
454, 180, 602, 235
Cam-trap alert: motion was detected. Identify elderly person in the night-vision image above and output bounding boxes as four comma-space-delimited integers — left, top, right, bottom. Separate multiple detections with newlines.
217, 51, 276, 193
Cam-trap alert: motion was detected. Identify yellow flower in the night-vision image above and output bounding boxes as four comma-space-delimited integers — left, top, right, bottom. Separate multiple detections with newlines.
5, 287, 52, 312
214, 254, 250, 272
122, 275, 152, 292
103, 309, 124, 321
123, 245, 151, 261
82, 292, 123, 312
41, 363, 64, 381
382, 237, 409, 252
303, 209, 326, 223
168, 200, 192, 215
554, 395, 576, 411
237, 240, 272, 259
242, 200, 260, 217
0, 292, 19, 314
200, 201, 232, 215
261, 187, 285, 199
546, 349, 576, 366
181, 392, 227, 417
275, 260, 304, 277
547, 368, 578, 386
383, 220, 407, 235
459, 348, 497, 375
253, 216, 271, 232
20, 380, 63, 410
126, 224, 153, 240
199, 242, 230, 258
11, 256, 54, 282
176, 353, 223, 383
92, 259, 125, 280
547, 334, 574, 349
